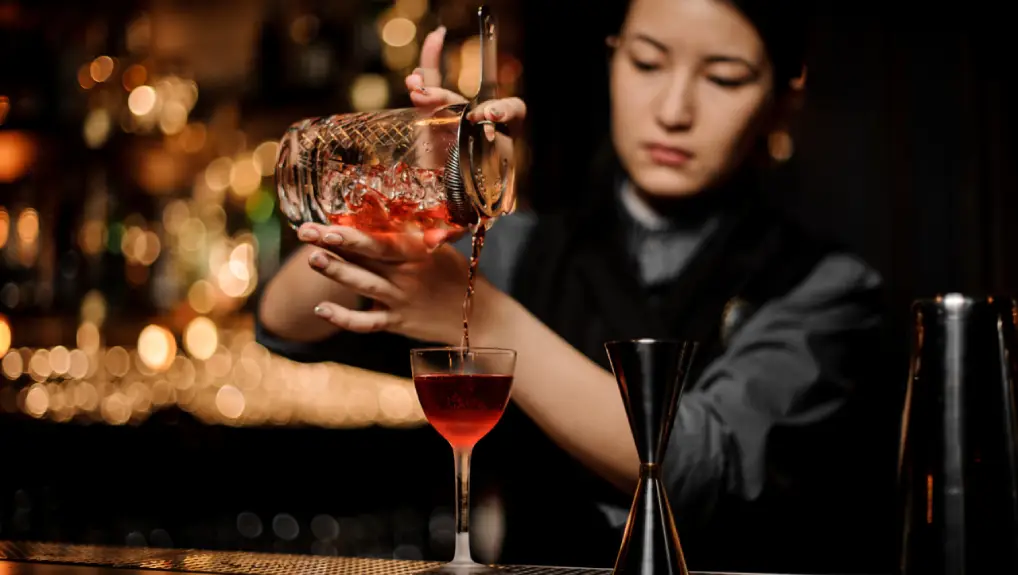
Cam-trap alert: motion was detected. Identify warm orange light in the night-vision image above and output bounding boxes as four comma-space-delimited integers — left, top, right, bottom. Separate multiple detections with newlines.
16, 208, 39, 244
122, 64, 148, 91
457, 38, 481, 97
229, 154, 261, 198
138, 325, 176, 371
0, 208, 8, 249
90, 56, 115, 83
179, 123, 207, 154
0, 131, 37, 182
49, 345, 70, 374
252, 141, 279, 177
394, 0, 428, 20
0, 324, 433, 428
104, 346, 130, 378
216, 385, 246, 419
77, 65, 96, 90
25, 383, 49, 418
1, 348, 22, 380
128, 85, 157, 116
381, 17, 416, 47
0, 315, 11, 356
184, 317, 218, 360
383, 43, 419, 71
76, 322, 101, 353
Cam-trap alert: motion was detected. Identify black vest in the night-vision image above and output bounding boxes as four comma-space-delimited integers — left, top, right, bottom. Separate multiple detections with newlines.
477, 154, 839, 569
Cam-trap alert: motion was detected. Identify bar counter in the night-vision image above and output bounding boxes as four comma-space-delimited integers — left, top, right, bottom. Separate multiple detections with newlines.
0, 541, 781, 575
0, 541, 606, 575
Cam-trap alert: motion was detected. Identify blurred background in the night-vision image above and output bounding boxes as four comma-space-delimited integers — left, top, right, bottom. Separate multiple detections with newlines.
0, 0, 1016, 566
0, 0, 528, 562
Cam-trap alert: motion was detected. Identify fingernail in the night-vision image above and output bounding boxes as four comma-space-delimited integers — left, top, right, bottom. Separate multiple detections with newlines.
488, 107, 504, 119
436, 26, 447, 36
310, 252, 329, 268
299, 227, 320, 241
417, 86, 428, 95
314, 305, 332, 318
323, 233, 343, 245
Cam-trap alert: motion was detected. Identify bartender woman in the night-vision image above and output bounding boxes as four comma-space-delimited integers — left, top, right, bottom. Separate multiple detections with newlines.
257, 0, 891, 571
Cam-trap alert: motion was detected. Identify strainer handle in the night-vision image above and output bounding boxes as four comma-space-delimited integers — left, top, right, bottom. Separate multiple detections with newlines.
474, 5, 498, 106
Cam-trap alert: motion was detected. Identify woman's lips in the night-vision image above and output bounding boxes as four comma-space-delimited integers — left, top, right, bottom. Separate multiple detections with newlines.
644, 143, 693, 167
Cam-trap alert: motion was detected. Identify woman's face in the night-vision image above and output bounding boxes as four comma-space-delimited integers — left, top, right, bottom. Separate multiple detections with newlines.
610, 0, 779, 198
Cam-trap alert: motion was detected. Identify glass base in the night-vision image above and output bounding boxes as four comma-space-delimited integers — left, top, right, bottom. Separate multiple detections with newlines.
421, 561, 503, 574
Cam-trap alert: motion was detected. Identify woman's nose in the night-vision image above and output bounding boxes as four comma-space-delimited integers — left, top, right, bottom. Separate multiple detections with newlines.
654, 73, 695, 130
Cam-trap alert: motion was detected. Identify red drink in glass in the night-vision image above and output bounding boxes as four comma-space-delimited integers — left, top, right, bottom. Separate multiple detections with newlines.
410, 347, 516, 572
413, 373, 512, 449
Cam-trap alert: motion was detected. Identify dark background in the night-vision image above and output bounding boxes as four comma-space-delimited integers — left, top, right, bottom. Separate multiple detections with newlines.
2, 0, 1016, 572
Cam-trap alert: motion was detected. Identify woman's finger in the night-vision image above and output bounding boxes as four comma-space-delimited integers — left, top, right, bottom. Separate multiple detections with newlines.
313, 301, 402, 334
405, 27, 445, 98
297, 224, 430, 262
308, 250, 407, 307
406, 83, 468, 107
327, 226, 434, 261
467, 97, 527, 126
418, 27, 446, 82
423, 228, 460, 249
412, 66, 443, 89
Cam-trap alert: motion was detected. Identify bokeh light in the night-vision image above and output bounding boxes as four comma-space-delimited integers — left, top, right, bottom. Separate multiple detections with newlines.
349, 74, 389, 112
184, 317, 218, 360
122, 64, 147, 91
0, 0, 480, 438
381, 18, 416, 47
395, 0, 429, 20
90, 56, 115, 83
0, 315, 10, 356
128, 86, 157, 116
137, 325, 177, 371
0, 208, 9, 249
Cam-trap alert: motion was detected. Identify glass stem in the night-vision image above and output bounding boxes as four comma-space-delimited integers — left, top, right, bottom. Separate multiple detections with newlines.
452, 446, 474, 564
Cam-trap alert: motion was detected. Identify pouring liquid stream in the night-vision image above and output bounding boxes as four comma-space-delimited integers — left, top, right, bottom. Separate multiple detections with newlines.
461, 223, 486, 351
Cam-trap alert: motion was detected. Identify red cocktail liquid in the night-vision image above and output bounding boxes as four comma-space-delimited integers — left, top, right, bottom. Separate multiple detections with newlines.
414, 373, 513, 449
327, 196, 459, 232
324, 162, 463, 234
322, 162, 492, 349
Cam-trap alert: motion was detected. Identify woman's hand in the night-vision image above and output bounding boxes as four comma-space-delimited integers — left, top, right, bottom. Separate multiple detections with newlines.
297, 223, 475, 345
406, 26, 527, 131
289, 26, 531, 343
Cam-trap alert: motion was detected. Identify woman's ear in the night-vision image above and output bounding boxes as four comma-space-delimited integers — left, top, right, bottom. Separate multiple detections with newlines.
786, 65, 807, 110
605, 35, 620, 76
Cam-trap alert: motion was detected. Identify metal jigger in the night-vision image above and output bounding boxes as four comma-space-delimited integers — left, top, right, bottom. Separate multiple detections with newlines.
605, 339, 699, 575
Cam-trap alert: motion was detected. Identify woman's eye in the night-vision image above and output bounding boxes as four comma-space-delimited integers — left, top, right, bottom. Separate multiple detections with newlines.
708, 76, 749, 88
630, 58, 660, 72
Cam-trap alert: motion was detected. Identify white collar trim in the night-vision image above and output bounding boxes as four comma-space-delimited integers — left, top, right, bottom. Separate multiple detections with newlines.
619, 180, 670, 231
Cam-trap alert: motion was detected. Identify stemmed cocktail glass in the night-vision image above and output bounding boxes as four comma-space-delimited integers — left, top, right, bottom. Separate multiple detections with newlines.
410, 347, 516, 573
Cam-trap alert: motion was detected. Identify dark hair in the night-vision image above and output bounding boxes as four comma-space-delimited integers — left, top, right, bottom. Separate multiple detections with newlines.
611, 0, 812, 92
731, 0, 810, 91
